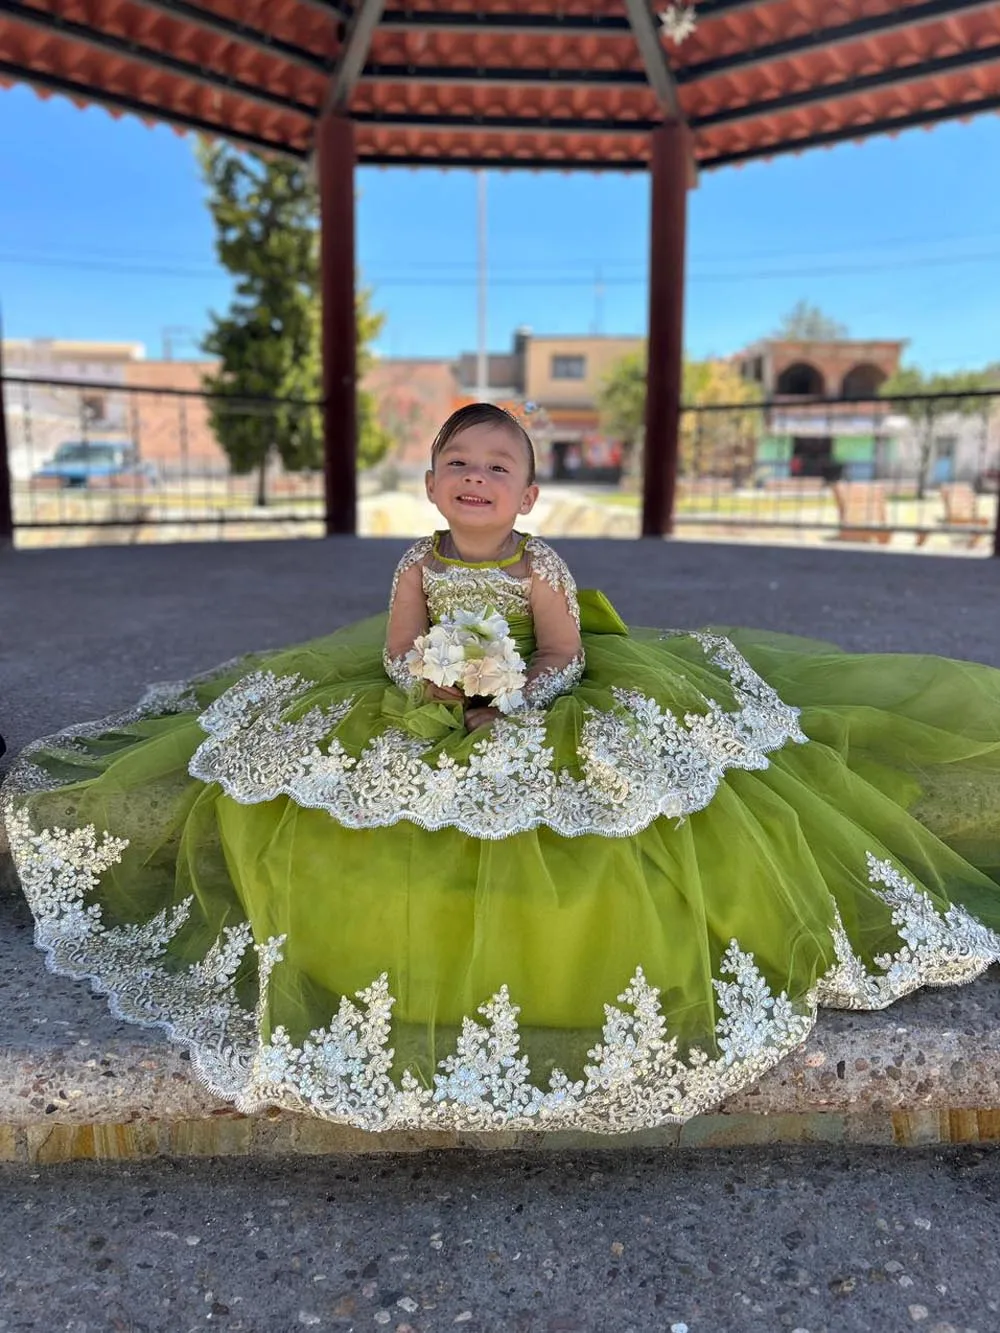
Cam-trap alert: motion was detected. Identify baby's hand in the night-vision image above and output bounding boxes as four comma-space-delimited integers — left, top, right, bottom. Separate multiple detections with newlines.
464, 704, 501, 732
424, 683, 464, 703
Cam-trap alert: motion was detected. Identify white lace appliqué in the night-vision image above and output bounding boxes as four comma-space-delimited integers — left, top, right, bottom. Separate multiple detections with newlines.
814, 852, 1000, 1009
186, 627, 806, 837
383, 536, 582, 698
4, 784, 998, 1132
522, 653, 586, 710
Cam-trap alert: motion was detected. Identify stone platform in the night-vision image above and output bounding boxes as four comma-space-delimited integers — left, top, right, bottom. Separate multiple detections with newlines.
2, 535, 999, 1162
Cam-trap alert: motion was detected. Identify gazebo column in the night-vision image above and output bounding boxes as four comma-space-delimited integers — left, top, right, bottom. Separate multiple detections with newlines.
642, 122, 691, 537
0, 333, 12, 546
316, 112, 357, 536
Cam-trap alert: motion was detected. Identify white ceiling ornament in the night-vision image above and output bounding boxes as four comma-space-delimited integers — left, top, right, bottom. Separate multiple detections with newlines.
658, 3, 698, 44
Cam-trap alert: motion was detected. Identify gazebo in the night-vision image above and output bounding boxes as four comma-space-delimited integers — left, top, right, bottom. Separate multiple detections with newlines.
1, 0, 997, 541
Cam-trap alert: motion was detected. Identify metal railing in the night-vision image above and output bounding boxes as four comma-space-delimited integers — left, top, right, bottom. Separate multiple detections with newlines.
1, 374, 326, 546
673, 387, 1000, 556
1, 375, 998, 554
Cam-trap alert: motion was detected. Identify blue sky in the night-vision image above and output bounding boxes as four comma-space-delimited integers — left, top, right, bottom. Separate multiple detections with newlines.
1, 83, 999, 371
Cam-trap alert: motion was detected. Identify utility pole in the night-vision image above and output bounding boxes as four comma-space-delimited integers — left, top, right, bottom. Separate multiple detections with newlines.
0, 308, 12, 546
161, 326, 199, 361
476, 171, 489, 401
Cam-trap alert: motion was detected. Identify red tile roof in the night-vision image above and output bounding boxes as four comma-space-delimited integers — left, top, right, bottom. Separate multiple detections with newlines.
0, 0, 997, 169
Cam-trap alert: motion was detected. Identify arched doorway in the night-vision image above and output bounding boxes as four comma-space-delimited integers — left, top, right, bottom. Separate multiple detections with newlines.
841, 363, 887, 399
776, 362, 825, 396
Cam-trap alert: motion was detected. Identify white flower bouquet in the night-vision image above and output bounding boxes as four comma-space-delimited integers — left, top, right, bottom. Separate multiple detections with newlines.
405, 607, 527, 714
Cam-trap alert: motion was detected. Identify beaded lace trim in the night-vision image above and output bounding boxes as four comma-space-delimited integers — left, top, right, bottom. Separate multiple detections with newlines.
382, 536, 585, 711
521, 653, 586, 710
185, 618, 806, 837
2, 772, 997, 1133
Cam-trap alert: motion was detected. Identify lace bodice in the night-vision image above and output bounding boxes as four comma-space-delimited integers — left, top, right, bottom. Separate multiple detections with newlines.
383, 532, 584, 708
388, 532, 579, 626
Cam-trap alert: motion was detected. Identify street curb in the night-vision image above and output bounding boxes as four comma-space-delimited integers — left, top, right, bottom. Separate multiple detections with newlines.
2, 1009, 999, 1163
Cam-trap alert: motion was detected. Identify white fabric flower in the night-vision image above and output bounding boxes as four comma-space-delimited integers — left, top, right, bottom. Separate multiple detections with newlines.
462, 655, 518, 701
492, 683, 525, 715
659, 3, 697, 43
406, 607, 526, 708
418, 629, 467, 688
451, 607, 510, 643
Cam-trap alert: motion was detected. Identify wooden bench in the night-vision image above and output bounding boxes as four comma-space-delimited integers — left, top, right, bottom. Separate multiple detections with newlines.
832, 482, 891, 544
932, 483, 991, 548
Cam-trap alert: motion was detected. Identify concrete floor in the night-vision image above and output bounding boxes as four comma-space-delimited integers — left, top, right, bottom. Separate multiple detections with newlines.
3, 534, 999, 764
1, 535, 999, 1154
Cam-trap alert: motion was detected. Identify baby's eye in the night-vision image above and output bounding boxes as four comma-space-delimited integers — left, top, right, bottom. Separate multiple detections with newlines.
490, 464, 509, 473
447, 459, 465, 467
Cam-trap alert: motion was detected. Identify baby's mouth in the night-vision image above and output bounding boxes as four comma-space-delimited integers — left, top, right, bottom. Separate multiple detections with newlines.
457, 494, 492, 506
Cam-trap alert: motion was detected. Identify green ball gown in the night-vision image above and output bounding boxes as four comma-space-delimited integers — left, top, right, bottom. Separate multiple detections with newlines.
3, 532, 1000, 1133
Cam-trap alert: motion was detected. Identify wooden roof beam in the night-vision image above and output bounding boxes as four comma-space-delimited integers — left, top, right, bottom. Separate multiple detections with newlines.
322, 0, 389, 114
360, 65, 646, 88
353, 112, 659, 133
622, 0, 697, 183
378, 10, 632, 36
360, 151, 650, 170
623, 0, 683, 121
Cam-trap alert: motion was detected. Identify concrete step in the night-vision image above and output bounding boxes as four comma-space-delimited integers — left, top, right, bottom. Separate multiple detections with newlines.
2, 862, 999, 1164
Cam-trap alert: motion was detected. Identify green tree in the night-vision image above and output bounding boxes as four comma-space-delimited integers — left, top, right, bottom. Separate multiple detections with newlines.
774, 301, 849, 341
881, 366, 989, 499
597, 348, 762, 484
596, 348, 646, 481
198, 142, 391, 506
681, 358, 763, 481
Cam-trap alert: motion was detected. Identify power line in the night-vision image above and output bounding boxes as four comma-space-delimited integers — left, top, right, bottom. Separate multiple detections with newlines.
6, 222, 1000, 270
4, 247, 1000, 286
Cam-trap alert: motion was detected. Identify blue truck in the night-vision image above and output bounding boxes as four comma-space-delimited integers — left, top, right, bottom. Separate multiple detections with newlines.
31, 440, 158, 488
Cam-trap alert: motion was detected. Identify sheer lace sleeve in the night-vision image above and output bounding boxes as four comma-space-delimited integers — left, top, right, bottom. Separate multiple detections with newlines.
383, 537, 433, 688
521, 538, 585, 709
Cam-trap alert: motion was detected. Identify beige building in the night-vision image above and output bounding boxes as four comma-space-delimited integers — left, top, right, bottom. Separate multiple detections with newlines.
734, 337, 909, 483
736, 338, 905, 400
518, 333, 640, 479
3, 339, 145, 478
3, 331, 645, 484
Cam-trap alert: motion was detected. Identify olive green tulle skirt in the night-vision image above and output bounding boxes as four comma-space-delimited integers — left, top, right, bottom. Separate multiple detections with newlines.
3, 599, 1000, 1131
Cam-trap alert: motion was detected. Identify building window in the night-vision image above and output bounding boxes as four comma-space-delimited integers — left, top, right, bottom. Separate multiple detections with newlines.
551, 355, 586, 380
81, 393, 106, 424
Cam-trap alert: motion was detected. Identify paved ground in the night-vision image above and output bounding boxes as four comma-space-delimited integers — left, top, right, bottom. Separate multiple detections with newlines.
3, 535, 1000, 763
2, 537, 1000, 1093
0, 1145, 996, 1332
2, 537, 1000, 1331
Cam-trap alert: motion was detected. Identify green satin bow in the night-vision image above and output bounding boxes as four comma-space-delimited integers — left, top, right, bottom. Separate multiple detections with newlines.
578, 589, 629, 636
381, 688, 466, 741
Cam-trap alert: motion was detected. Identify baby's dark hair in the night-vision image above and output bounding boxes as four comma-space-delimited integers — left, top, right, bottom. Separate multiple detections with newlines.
430, 403, 537, 485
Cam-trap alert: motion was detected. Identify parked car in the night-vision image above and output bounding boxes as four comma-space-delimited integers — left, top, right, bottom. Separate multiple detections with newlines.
30, 441, 158, 489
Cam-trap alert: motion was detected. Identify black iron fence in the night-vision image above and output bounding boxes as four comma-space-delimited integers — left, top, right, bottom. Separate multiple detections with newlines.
1, 374, 326, 546
1, 375, 998, 554
671, 387, 1000, 555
